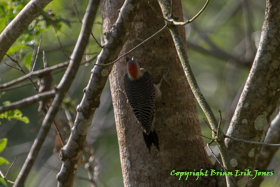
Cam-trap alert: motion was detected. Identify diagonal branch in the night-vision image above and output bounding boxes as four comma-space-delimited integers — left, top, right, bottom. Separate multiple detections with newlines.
13, 0, 100, 186
56, 0, 143, 186
157, 0, 235, 186
224, 1, 280, 187
0, 0, 53, 63
172, 0, 210, 25
251, 110, 280, 186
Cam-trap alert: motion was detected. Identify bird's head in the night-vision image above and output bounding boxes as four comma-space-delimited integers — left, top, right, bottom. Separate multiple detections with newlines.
127, 57, 142, 80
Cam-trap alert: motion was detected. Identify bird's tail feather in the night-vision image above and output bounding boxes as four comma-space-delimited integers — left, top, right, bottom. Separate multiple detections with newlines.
143, 130, 159, 152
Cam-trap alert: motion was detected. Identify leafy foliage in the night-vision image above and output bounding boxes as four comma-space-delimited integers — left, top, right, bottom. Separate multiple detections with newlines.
0, 101, 29, 124
0, 177, 8, 187
0, 138, 7, 154
63, 97, 76, 112
0, 138, 9, 187
0, 138, 9, 165
0, 0, 71, 66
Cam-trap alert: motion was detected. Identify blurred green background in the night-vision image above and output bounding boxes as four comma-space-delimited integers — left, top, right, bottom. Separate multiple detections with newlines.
1, 0, 277, 186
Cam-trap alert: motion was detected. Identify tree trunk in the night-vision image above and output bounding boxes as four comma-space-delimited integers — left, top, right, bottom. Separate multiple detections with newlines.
102, 0, 215, 186
223, 0, 280, 187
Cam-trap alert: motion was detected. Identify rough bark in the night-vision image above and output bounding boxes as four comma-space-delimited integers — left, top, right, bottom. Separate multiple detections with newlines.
223, 0, 280, 187
106, 0, 215, 186
252, 111, 280, 186
56, 0, 142, 186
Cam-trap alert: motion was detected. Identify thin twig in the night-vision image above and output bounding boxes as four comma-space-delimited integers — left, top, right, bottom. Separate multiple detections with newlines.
0, 56, 97, 90
195, 133, 212, 140
73, 0, 103, 48
53, 120, 65, 147
64, 108, 74, 128
72, 0, 81, 23
224, 134, 280, 147
42, 51, 46, 67
84, 146, 98, 187
55, 33, 71, 60
217, 110, 222, 141
96, 24, 167, 67
90, 32, 103, 48
76, 175, 96, 186
4, 62, 21, 71
0, 157, 17, 184
4, 53, 39, 92
31, 34, 42, 72
148, 1, 170, 22
203, 118, 213, 131
186, 41, 252, 67
5, 157, 17, 178
206, 143, 226, 170
0, 170, 13, 184
149, 0, 210, 26
173, 0, 211, 26
1, 50, 17, 63
1, 56, 96, 92
206, 144, 238, 186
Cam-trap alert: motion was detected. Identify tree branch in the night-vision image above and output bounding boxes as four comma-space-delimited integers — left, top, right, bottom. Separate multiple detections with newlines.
251, 110, 280, 186
56, 0, 142, 186
0, 90, 55, 114
186, 41, 252, 67
0, 57, 96, 90
172, 0, 211, 26
0, 0, 53, 63
224, 1, 280, 186
4, 54, 39, 92
13, 0, 100, 186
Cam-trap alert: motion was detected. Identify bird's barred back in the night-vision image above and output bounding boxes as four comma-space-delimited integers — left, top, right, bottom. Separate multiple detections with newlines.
124, 71, 156, 133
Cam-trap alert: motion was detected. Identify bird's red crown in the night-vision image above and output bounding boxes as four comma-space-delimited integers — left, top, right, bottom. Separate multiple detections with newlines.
127, 60, 139, 79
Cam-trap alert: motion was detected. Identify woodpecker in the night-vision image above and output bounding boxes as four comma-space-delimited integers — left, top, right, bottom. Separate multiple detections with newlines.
124, 57, 166, 152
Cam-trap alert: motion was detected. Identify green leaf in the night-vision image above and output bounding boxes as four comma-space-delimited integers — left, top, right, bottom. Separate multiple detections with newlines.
0, 177, 8, 187
0, 17, 7, 33
2, 101, 10, 105
13, 110, 29, 124
24, 52, 33, 70
0, 2, 7, 7
0, 138, 7, 153
0, 157, 9, 165
6, 44, 26, 55
0, 103, 29, 124
63, 97, 76, 111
